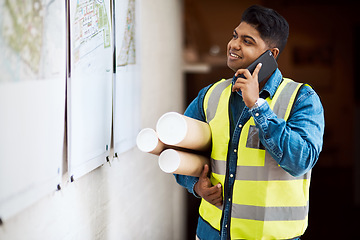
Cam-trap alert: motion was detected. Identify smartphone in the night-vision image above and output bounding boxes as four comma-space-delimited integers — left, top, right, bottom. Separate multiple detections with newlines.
234, 50, 278, 83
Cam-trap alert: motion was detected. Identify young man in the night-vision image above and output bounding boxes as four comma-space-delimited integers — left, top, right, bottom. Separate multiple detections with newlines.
175, 5, 324, 240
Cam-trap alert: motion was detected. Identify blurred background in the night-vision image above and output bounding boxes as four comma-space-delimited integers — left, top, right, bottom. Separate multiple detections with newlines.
183, 0, 360, 239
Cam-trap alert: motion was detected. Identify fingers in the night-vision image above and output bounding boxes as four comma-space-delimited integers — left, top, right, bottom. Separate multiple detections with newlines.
200, 164, 209, 179
232, 76, 244, 92
196, 165, 223, 206
204, 183, 223, 206
232, 63, 262, 93
204, 183, 221, 195
232, 69, 251, 92
194, 165, 213, 196
211, 195, 223, 206
252, 63, 262, 77
233, 64, 262, 84
234, 69, 250, 79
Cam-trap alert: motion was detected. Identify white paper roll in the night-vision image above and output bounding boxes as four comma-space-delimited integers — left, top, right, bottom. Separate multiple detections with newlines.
156, 112, 211, 151
136, 128, 165, 155
158, 149, 209, 177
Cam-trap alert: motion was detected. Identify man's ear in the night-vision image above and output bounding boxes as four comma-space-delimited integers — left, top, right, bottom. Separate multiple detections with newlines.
270, 48, 280, 59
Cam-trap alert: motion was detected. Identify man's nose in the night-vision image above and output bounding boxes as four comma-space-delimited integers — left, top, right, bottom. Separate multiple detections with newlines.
230, 39, 241, 50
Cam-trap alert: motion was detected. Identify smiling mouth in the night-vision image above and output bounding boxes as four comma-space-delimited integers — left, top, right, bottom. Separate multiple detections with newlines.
229, 52, 241, 59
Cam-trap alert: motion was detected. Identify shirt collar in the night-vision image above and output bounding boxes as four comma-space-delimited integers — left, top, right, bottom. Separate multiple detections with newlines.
232, 68, 283, 99
262, 68, 282, 99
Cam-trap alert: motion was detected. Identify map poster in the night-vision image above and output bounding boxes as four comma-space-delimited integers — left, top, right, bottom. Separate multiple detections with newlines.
113, 0, 141, 154
68, 0, 113, 180
0, 0, 66, 220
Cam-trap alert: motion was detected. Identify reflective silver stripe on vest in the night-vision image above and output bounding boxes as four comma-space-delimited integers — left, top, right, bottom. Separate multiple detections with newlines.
231, 202, 309, 221
273, 81, 302, 119
206, 79, 232, 122
213, 193, 309, 221
211, 155, 311, 181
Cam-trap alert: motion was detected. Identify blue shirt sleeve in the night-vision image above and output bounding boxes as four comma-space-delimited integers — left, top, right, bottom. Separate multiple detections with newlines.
250, 85, 325, 177
174, 84, 212, 196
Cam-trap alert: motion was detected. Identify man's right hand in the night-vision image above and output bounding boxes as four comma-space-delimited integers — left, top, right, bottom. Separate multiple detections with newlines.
194, 164, 223, 206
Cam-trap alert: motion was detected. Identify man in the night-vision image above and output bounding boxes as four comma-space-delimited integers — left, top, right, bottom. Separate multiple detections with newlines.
175, 5, 324, 240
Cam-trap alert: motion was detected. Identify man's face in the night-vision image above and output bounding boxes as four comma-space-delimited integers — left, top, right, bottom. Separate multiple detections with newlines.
227, 22, 269, 72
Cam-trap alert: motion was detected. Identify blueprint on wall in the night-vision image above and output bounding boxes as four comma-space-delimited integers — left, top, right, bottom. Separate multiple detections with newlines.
0, 0, 66, 220
68, 0, 113, 180
113, 0, 141, 154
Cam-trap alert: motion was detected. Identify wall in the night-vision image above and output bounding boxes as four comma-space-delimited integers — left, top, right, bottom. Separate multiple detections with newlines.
0, 0, 186, 239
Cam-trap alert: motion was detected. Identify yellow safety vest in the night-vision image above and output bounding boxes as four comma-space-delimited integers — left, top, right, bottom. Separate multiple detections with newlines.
199, 78, 311, 240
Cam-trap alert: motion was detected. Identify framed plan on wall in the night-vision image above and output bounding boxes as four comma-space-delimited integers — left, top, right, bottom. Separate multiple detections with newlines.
113, 0, 141, 155
0, 0, 66, 220
68, 0, 112, 180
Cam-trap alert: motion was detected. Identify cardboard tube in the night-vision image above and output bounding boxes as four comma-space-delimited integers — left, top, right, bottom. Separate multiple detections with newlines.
158, 149, 209, 177
136, 128, 165, 155
156, 112, 211, 151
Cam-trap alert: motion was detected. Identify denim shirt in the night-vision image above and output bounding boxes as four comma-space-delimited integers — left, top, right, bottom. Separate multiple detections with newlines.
175, 68, 325, 240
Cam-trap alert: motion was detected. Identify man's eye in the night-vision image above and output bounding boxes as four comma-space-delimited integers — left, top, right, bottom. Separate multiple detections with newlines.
232, 34, 238, 39
244, 39, 251, 44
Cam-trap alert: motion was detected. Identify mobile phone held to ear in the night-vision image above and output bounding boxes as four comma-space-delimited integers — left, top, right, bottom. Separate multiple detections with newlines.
234, 50, 278, 83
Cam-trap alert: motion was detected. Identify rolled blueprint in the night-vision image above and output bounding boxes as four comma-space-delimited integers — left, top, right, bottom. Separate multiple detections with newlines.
136, 128, 165, 155
158, 149, 209, 177
156, 112, 211, 151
